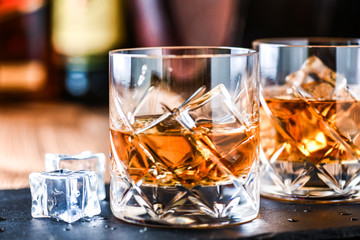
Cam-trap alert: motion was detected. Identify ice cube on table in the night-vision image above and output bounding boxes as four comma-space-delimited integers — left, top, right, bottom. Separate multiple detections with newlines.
45, 151, 106, 200
29, 170, 101, 223
285, 56, 357, 100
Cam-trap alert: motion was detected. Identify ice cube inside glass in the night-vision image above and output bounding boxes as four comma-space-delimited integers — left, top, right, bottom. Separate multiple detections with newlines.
45, 151, 106, 200
29, 170, 101, 223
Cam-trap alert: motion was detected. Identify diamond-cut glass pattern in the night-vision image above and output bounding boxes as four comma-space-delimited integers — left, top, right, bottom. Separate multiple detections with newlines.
110, 85, 259, 227
260, 57, 360, 201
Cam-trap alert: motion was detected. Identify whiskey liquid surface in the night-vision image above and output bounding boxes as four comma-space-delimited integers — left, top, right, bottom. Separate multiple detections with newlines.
110, 115, 258, 187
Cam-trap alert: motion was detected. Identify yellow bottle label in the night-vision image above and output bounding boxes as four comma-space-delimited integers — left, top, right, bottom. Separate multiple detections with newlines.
52, 0, 125, 56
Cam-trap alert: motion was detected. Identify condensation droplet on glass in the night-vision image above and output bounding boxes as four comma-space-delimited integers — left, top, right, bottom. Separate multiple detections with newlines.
137, 64, 148, 86
137, 75, 145, 86
132, 89, 138, 99
127, 112, 135, 124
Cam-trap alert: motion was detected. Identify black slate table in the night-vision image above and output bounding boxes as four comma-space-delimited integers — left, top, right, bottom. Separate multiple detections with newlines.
1, 188, 360, 240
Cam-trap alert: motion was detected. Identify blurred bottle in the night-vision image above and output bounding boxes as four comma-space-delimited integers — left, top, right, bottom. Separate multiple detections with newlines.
0, 0, 56, 101
51, 0, 126, 104
130, 0, 242, 47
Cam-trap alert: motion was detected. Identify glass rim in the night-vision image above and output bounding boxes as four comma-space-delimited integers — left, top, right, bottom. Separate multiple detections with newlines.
252, 37, 360, 48
109, 46, 257, 59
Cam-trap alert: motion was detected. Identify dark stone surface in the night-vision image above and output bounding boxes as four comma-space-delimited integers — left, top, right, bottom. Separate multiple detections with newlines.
0, 188, 360, 240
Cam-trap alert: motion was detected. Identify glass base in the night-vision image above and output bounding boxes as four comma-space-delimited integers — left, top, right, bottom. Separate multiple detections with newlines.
261, 186, 360, 203
261, 160, 360, 203
110, 175, 259, 228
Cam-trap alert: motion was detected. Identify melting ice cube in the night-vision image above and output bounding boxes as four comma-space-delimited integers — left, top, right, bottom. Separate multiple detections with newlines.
45, 151, 106, 200
113, 82, 186, 135
286, 56, 357, 100
29, 170, 101, 223
176, 84, 248, 130
173, 84, 256, 180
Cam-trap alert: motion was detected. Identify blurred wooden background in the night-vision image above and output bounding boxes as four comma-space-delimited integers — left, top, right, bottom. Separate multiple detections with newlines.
0, 102, 109, 189
2, 0, 360, 190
